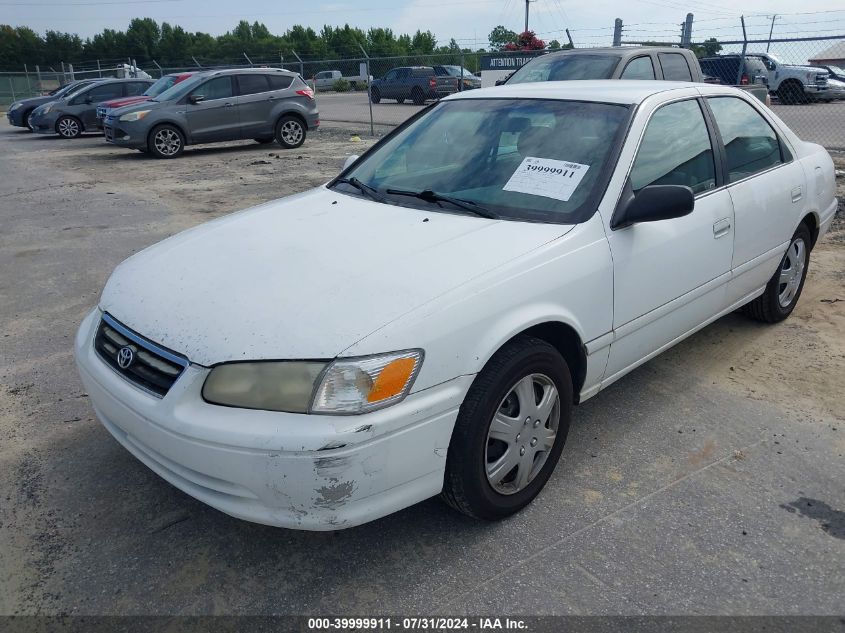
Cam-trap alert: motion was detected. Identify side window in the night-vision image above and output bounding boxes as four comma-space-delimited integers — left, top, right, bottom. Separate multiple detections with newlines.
82, 83, 123, 102
630, 99, 716, 194
192, 76, 233, 101
620, 56, 656, 80
397, 68, 411, 79
659, 53, 693, 81
237, 74, 270, 96
384, 70, 397, 81
267, 74, 294, 90
707, 96, 784, 182
126, 82, 149, 96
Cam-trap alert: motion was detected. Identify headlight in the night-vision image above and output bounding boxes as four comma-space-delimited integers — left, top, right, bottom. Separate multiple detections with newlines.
202, 349, 423, 414
41, 104, 52, 114
10, 102, 22, 111
119, 110, 151, 122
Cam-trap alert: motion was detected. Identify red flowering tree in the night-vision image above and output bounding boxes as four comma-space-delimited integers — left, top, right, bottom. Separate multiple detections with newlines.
503, 30, 546, 51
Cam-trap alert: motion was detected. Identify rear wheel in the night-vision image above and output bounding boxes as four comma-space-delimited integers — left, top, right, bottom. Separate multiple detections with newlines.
411, 87, 425, 105
370, 87, 381, 104
441, 335, 572, 520
148, 124, 185, 159
56, 116, 82, 138
275, 115, 306, 149
744, 224, 811, 323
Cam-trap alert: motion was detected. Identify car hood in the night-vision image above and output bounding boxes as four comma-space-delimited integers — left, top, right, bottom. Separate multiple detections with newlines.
12, 95, 52, 109
32, 100, 59, 115
100, 187, 570, 365
110, 99, 170, 117
101, 95, 150, 109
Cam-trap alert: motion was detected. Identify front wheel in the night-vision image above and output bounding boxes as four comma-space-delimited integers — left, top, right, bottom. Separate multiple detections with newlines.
370, 87, 381, 104
744, 224, 811, 323
777, 82, 805, 105
275, 115, 306, 149
56, 116, 82, 138
441, 335, 572, 520
148, 124, 185, 159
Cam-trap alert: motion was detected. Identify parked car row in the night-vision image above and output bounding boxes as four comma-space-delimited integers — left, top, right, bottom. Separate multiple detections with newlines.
7, 67, 319, 158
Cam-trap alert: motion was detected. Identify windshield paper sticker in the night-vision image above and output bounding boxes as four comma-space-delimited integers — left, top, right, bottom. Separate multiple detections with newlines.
503, 157, 590, 202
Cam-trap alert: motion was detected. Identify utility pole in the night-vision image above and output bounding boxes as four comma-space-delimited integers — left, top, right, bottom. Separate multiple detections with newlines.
524, 0, 535, 33
766, 15, 778, 52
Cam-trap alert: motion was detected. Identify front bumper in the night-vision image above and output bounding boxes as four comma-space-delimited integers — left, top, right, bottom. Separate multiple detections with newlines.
7, 108, 26, 127
103, 119, 147, 148
74, 309, 468, 530
29, 111, 59, 134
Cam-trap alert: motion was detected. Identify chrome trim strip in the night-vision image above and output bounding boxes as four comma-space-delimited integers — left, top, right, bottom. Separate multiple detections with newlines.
101, 312, 189, 368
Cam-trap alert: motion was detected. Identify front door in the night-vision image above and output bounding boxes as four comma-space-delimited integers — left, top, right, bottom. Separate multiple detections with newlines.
604, 97, 735, 383
79, 82, 124, 130
186, 76, 239, 144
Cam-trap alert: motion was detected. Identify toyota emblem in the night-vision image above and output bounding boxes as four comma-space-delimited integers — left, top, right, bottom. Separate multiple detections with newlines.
117, 346, 135, 369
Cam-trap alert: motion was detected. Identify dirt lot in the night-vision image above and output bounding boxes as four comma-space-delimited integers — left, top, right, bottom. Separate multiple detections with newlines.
0, 122, 843, 618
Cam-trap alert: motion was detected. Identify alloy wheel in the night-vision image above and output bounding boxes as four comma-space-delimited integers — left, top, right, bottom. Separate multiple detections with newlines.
154, 129, 182, 156
778, 236, 806, 308
57, 118, 79, 137
485, 373, 560, 495
280, 120, 303, 146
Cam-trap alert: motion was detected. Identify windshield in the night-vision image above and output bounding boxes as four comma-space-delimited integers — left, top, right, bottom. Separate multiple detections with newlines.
507, 54, 620, 84
332, 98, 630, 223
443, 66, 477, 77
153, 74, 205, 102
61, 82, 97, 101
145, 75, 181, 97
826, 65, 845, 75
764, 52, 783, 64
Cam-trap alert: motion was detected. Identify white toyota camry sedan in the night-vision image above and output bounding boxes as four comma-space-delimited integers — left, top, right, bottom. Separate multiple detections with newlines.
75, 81, 837, 530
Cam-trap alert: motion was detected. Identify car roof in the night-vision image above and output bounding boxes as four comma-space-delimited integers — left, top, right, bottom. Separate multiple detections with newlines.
204, 67, 296, 77
544, 46, 687, 57
447, 80, 738, 105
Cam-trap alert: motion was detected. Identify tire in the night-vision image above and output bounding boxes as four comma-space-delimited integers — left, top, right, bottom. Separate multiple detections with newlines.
744, 223, 811, 323
148, 124, 185, 159
370, 87, 381, 104
275, 115, 306, 149
55, 116, 82, 138
777, 81, 805, 105
396, 97, 405, 104
441, 335, 573, 520
254, 137, 274, 144
411, 87, 425, 106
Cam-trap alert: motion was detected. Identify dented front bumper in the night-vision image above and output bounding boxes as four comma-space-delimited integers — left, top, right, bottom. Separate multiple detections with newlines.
74, 309, 469, 530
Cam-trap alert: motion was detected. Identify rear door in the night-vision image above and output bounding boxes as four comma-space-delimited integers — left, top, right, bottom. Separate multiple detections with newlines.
704, 94, 806, 304
78, 82, 124, 129
235, 74, 273, 139
186, 76, 239, 143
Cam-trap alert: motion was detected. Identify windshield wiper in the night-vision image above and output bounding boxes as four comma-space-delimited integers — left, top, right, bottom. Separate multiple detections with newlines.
335, 177, 385, 203
385, 189, 499, 219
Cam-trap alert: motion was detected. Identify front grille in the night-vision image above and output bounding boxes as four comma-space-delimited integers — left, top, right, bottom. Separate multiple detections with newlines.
94, 313, 188, 397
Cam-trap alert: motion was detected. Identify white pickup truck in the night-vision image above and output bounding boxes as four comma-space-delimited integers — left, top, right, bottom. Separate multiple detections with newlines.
312, 68, 372, 91
748, 52, 830, 104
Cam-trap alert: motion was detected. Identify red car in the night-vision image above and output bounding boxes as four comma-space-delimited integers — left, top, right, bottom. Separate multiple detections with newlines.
95, 72, 194, 128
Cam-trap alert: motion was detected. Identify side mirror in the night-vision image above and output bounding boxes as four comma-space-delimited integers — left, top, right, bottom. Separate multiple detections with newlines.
188, 94, 205, 105
343, 155, 359, 171
611, 183, 694, 230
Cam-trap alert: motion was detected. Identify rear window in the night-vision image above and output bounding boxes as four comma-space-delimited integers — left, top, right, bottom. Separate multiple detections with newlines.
412, 67, 434, 77
237, 74, 270, 96
507, 54, 620, 84
268, 74, 294, 90
658, 53, 693, 81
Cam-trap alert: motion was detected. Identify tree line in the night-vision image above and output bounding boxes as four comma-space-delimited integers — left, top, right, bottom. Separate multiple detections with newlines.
0, 19, 721, 70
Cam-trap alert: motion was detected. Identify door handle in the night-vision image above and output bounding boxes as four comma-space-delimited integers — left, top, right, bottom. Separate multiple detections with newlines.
713, 218, 732, 238
791, 186, 802, 203
224, 102, 234, 108
268, 95, 278, 100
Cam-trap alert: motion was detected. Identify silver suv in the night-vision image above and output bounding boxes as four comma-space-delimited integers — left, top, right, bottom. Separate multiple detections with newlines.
103, 68, 319, 158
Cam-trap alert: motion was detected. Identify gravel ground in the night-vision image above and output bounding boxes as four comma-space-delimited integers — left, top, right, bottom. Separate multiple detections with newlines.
0, 121, 843, 618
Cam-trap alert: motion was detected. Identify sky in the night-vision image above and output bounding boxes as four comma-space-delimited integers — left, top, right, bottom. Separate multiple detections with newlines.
3, 0, 845, 53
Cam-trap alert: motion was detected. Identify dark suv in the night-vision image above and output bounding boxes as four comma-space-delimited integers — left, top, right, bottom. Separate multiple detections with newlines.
699, 55, 769, 86
104, 68, 319, 158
